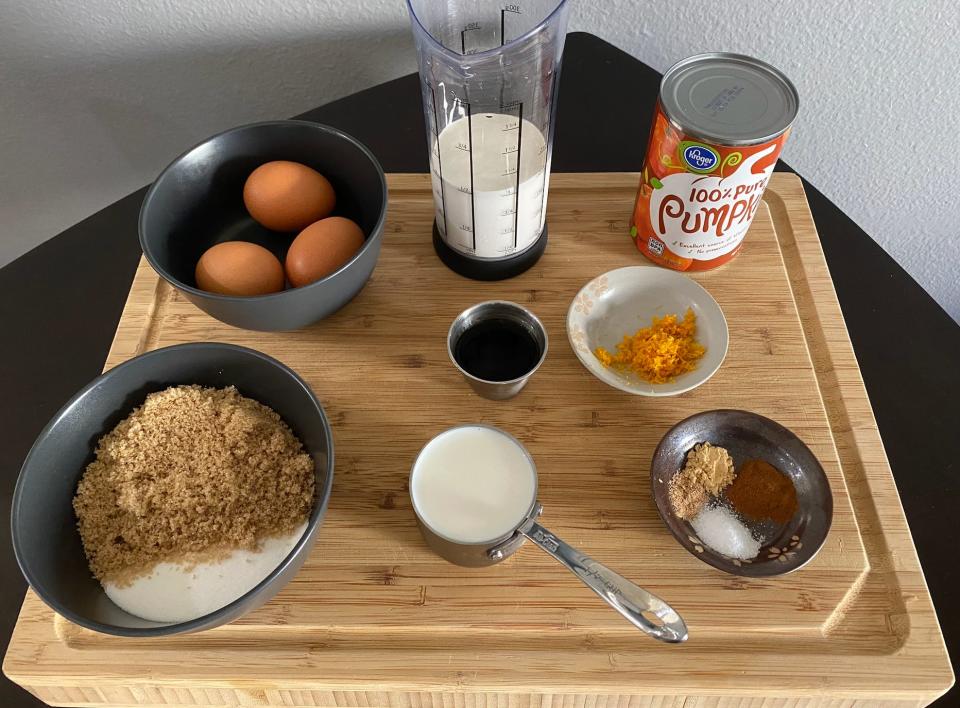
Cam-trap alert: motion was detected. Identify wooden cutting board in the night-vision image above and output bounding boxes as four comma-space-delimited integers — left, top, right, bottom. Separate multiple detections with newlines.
4, 173, 953, 707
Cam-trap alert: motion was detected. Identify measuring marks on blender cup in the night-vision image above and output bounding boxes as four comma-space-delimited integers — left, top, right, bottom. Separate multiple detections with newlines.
458, 4, 523, 54
429, 91, 550, 260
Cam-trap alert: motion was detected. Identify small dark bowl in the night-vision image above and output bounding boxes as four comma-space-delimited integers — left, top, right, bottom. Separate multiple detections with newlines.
140, 120, 387, 331
11, 343, 334, 636
651, 410, 832, 577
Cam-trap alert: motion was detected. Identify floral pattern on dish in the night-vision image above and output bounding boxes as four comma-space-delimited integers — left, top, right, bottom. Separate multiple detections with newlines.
569, 327, 589, 354
573, 292, 594, 316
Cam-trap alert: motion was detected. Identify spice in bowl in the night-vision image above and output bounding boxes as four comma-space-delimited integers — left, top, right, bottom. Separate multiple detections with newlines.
667, 443, 801, 563
690, 505, 761, 560
594, 308, 705, 384
726, 459, 798, 524
668, 442, 762, 559
667, 442, 734, 519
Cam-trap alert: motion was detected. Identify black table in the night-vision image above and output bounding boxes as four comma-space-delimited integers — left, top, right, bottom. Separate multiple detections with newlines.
2, 33, 956, 706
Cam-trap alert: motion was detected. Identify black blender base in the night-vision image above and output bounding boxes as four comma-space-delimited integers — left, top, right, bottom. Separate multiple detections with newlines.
432, 223, 548, 281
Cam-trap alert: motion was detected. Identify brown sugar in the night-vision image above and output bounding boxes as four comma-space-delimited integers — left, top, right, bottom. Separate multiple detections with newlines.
72, 385, 314, 585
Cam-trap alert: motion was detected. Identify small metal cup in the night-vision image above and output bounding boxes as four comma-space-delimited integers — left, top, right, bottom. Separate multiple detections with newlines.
447, 301, 548, 400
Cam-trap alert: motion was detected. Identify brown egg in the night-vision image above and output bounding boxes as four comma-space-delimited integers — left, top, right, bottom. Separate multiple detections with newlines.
285, 217, 365, 288
195, 241, 285, 296
243, 161, 336, 232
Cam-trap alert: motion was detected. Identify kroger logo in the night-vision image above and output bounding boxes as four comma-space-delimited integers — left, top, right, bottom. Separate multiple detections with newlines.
682, 144, 719, 172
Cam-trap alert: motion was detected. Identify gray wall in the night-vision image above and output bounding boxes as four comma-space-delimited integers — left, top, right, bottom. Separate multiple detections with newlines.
2, 0, 957, 320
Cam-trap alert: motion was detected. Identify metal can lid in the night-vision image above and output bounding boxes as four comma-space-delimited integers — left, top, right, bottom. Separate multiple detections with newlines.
660, 52, 799, 146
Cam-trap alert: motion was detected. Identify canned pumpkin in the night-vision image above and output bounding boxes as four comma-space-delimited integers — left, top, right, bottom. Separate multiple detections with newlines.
632, 53, 799, 271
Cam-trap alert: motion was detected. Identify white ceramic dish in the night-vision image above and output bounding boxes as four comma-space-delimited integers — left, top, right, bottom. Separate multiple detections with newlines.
566, 266, 728, 396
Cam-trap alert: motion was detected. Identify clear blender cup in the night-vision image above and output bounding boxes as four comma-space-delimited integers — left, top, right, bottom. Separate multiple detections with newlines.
406, 0, 570, 280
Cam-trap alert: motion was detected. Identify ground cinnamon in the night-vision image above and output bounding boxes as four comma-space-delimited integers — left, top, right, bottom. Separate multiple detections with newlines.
725, 459, 798, 524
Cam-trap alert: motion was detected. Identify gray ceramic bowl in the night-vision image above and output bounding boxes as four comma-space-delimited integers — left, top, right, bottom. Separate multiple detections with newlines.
140, 120, 387, 331
11, 343, 334, 636
650, 410, 832, 577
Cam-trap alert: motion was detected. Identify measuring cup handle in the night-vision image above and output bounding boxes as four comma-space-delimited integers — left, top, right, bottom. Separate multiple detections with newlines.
520, 521, 688, 643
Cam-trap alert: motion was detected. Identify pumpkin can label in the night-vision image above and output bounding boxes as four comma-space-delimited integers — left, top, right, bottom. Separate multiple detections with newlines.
631, 101, 790, 271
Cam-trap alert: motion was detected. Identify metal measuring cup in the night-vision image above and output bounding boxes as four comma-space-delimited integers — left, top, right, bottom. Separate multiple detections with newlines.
410, 424, 688, 643
447, 301, 548, 401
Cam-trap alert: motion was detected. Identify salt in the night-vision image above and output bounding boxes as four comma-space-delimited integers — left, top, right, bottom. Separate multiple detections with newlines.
690, 505, 761, 560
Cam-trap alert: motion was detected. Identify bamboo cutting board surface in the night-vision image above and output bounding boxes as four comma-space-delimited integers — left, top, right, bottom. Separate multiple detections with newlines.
3, 174, 953, 706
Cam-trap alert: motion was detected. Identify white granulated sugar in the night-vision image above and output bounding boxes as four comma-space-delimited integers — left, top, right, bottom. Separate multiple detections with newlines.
103, 522, 307, 623
690, 505, 761, 560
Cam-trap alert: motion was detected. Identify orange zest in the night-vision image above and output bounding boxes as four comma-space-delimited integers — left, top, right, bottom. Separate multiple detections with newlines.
594, 308, 705, 384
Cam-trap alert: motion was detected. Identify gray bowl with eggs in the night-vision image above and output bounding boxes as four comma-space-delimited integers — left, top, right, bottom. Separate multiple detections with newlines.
139, 120, 387, 331
11, 342, 334, 636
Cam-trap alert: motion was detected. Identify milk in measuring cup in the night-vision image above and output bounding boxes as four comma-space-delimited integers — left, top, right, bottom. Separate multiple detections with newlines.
410, 425, 537, 543
431, 113, 548, 259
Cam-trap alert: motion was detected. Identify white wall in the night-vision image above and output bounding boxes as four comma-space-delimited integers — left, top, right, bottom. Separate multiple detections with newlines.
2, 0, 958, 321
